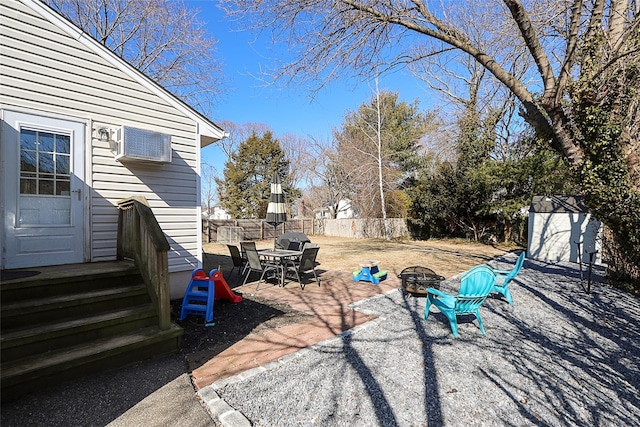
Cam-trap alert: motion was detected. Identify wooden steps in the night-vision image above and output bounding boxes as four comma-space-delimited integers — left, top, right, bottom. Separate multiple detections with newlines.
0, 261, 183, 402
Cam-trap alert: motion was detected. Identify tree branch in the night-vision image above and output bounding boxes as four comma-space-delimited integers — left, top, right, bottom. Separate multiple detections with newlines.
502, 0, 557, 102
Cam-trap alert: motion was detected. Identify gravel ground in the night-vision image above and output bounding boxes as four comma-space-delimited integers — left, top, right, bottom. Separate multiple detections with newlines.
208, 253, 640, 426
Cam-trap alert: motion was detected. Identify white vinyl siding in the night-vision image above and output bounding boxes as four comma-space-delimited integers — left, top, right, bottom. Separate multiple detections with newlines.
1, 0, 210, 276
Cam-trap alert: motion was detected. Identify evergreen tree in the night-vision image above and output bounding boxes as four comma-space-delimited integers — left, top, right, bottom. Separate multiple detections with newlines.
216, 132, 298, 218
408, 132, 577, 243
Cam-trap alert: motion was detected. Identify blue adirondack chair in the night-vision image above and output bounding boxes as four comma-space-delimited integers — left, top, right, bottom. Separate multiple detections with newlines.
424, 265, 496, 337
490, 251, 525, 304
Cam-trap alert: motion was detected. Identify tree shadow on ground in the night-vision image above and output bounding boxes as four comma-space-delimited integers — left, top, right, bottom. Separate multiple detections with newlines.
477, 258, 640, 425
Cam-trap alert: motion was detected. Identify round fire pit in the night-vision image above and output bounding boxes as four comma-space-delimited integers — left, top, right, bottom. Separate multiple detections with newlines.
398, 266, 445, 295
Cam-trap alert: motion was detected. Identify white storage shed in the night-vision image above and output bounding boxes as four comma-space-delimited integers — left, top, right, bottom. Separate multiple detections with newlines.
527, 196, 602, 265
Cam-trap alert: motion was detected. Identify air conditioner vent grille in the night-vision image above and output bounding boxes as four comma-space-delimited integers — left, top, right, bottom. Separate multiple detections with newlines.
116, 126, 172, 163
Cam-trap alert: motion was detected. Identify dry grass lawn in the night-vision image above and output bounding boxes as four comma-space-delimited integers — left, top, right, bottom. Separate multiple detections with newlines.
203, 235, 518, 282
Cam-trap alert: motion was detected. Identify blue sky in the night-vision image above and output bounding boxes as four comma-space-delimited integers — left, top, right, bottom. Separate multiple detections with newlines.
189, 2, 435, 177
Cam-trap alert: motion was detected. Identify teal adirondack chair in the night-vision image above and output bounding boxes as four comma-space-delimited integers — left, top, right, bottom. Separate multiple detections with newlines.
424, 265, 496, 337
490, 251, 525, 305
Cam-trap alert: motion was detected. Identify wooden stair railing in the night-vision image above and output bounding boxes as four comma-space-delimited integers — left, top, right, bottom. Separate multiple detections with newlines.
117, 196, 171, 329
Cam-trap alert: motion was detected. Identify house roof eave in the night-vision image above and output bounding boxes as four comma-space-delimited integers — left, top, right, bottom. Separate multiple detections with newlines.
22, 0, 226, 144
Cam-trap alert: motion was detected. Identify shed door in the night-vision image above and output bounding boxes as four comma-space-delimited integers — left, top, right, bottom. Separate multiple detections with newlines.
2, 111, 86, 268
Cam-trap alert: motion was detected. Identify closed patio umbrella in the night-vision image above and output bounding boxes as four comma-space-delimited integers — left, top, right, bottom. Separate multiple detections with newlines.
265, 173, 287, 249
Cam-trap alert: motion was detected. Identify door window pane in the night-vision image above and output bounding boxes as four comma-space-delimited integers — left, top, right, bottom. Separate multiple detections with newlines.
20, 129, 37, 150
39, 153, 54, 175
56, 181, 70, 196
39, 180, 54, 195
20, 150, 37, 173
38, 132, 54, 152
55, 154, 70, 175
56, 134, 70, 153
20, 178, 37, 194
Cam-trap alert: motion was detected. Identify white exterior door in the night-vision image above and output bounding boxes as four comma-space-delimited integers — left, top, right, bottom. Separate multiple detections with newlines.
2, 110, 86, 269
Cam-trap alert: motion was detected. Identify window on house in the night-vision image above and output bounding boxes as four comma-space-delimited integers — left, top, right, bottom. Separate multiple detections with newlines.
20, 128, 71, 196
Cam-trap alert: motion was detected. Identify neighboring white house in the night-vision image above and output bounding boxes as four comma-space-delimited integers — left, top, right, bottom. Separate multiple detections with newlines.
314, 199, 357, 219
314, 207, 332, 219
528, 195, 603, 265
209, 205, 231, 220
336, 199, 356, 219
0, 0, 226, 298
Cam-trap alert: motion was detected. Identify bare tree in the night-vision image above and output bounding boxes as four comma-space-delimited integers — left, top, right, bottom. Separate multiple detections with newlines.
341, 79, 391, 235
201, 162, 218, 215
46, 0, 225, 115
415, 51, 528, 162
279, 132, 313, 190
374, 81, 388, 231
215, 121, 273, 159
221, 0, 640, 279
333, 86, 434, 225
298, 136, 357, 218
300, 185, 327, 216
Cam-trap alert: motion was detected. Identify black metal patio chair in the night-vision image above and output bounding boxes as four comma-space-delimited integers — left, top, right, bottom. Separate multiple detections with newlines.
226, 244, 245, 276
242, 247, 280, 290
283, 246, 320, 290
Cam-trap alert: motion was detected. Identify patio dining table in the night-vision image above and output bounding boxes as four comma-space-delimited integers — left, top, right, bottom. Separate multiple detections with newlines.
258, 249, 303, 287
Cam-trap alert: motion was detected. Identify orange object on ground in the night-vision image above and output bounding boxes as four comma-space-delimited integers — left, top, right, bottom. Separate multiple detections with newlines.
210, 269, 242, 303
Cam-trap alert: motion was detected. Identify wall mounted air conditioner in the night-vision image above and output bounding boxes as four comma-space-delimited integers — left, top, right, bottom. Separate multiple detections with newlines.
115, 126, 172, 163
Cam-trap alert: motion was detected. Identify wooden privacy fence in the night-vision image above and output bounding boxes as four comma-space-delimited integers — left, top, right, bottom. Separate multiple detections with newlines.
322, 218, 409, 239
203, 218, 318, 243
203, 217, 409, 242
